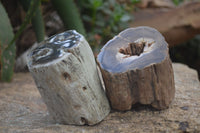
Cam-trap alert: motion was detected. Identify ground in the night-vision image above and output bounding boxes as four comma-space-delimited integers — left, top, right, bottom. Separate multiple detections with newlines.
0, 63, 200, 133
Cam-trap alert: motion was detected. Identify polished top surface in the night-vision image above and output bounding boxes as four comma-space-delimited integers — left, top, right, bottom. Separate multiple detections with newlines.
29, 30, 82, 66
97, 26, 168, 73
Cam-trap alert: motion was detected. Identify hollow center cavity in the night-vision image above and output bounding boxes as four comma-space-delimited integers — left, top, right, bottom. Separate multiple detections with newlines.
119, 42, 146, 56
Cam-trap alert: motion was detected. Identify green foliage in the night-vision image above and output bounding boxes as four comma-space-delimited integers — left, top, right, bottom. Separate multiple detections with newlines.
77, 0, 137, 49
19, 0, 45, 42
130, 0, 141, 4
172, 0, 184, 5
7, 0, 41, 51
0, 2, 16, 82
31, 6, 45, 42
51, 0, 86, 36
1, 0, 41, 82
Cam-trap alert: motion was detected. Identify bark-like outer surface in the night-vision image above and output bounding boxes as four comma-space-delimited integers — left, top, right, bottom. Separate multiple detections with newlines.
98, 27, 175, 111
100, 56, 175, 111
27, 30, 110, 125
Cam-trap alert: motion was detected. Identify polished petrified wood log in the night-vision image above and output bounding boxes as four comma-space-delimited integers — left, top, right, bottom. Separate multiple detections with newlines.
97, 26, 175, 111
27, 30, 110, 125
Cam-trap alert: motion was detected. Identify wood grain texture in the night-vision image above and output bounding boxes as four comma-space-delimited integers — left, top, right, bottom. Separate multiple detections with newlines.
27, 30, 110, 125
101, 56, 174, 110
98, 27, 175, 111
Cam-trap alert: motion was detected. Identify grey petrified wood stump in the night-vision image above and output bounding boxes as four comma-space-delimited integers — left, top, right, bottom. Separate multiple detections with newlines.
97, 26, 175, 111
27, 30, 110, 125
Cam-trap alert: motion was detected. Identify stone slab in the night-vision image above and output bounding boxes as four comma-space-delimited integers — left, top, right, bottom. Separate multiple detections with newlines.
0, 63, 199, 132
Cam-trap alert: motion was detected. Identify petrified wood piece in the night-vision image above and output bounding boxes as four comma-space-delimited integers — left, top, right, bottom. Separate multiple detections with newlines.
97, 26, 175, 111
27, 30, 110, 125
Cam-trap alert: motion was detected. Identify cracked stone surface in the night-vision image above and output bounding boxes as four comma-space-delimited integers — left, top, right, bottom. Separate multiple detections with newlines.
0, 63, 199, 133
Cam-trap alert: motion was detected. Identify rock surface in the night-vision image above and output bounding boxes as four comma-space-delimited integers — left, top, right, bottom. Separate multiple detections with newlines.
0, 63, 199, 132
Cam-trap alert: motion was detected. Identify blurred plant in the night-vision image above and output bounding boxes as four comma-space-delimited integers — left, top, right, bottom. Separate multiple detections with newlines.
7, 0, 41, 51
51, 0, 86, 36
19, 0, 45, 42
172, 0, 184, 5
130, 0, 141, 4
76, 0, 139, 49
0, 1, 16, 82
0, 0, 41, 82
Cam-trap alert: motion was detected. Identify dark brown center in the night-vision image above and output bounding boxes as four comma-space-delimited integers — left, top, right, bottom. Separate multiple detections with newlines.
119, 42, 146, 56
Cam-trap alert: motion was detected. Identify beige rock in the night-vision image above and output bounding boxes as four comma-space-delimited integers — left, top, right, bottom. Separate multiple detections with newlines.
27, 30, 110, 125
0, 63, 200, 132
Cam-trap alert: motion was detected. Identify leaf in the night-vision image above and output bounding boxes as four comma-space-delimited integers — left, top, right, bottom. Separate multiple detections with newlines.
6, 0, 40, 51
51, 0, 86, 36
130, 0, 141, 4
19, 0, 45, 42
94, 0, 103, 9
173, 0, 184, 5
0, 2, 16, 82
